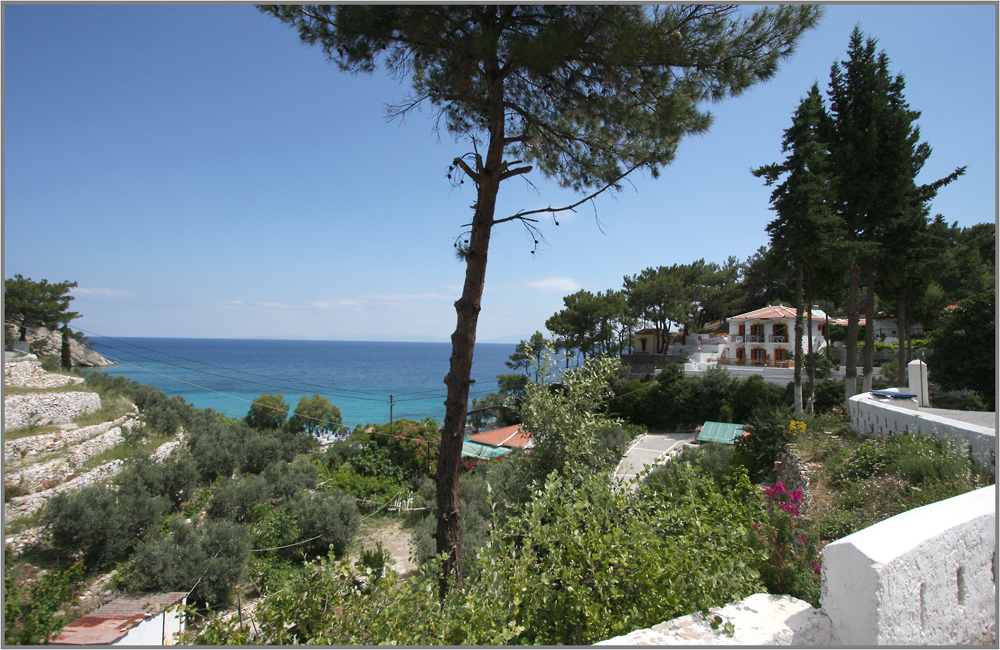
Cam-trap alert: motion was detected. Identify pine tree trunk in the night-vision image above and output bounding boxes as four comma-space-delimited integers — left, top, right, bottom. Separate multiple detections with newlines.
806, 299, 816, 413
844, 262, 861, 405
896, 297, 908, 386
436, 62, 506, 598
793, 266, 804, 414
862, 260, 875, 393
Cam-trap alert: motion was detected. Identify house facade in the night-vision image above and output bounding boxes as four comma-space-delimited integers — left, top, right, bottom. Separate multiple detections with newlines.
721, 305, 830, 368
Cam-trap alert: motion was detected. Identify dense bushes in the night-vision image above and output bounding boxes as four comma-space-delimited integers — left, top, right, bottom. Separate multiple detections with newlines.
607, 366, 788, 431
119, 518, 252, 606
198, 462, 764, 646
38, 374, 359, 611
44, 483, 170, 568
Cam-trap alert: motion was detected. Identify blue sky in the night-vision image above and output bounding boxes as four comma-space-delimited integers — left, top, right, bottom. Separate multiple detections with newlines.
3, 3, 996, 343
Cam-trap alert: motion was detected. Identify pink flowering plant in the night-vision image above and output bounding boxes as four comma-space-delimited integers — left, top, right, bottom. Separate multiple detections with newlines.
753, 479, 821, 605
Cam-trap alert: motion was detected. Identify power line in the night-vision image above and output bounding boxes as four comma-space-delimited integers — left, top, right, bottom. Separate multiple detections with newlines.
96, 352, 351, 430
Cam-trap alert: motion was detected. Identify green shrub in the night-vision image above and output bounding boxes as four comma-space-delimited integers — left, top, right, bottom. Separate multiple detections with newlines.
121, 518, 251, 607
44, 485, 169, 568
4, 550, 85, 645
202, 465, 764, 646
733, 406, 797, 482
811, 379, 845, 414
287, 491, 360, 560
206, 474, 274, 524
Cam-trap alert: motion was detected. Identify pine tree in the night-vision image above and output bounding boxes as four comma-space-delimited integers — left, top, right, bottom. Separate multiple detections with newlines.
261, 4, 820, 594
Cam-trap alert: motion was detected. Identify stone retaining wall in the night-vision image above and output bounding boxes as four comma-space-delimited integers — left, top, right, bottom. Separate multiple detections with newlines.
4, 357, 84, 389
4, 459, 126, 523
4, 392, 102, 431
4, 412, 138, 464
774, 447, 813, 513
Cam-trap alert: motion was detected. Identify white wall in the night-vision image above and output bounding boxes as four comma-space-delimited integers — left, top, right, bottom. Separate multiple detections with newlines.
821, 485, 996, 645
849, 393, 996, 468
111, 607, 185, 646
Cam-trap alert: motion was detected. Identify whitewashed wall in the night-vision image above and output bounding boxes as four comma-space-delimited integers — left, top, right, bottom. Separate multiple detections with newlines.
849, 393, 996, 469
111, 606, 185, 645
821, 485, 996, 645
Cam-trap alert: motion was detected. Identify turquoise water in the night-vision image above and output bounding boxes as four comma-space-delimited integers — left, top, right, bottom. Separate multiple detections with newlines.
86, 337, 516, 428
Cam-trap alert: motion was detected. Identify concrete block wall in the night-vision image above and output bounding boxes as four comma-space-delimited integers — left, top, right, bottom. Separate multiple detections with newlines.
849, 393, 996, 469
821, 485, 996, 645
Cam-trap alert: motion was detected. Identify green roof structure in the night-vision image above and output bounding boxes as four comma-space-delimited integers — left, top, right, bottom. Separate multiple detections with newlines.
696, 421, 747, 445
462, 437, 512, 460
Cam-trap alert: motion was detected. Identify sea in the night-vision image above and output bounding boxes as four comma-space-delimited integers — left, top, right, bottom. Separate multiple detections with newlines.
85, 337, 517, 428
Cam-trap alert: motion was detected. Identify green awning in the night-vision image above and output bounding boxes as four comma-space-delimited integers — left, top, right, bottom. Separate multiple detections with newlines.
462, 438, 512, 460
697, 421, 746, 445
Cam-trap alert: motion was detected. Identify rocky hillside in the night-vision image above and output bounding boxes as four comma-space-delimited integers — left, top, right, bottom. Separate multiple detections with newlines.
3, 356, 179, 553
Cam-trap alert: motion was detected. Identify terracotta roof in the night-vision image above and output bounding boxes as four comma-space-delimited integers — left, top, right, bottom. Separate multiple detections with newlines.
728, 305, 800, 320
468, 424, 532, 449
50, 592, 187, 645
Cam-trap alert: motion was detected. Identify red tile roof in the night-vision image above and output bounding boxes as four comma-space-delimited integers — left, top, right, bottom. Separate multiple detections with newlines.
50, 592, 187, 645
468, 424, 532, 449
728, 305, 802, 320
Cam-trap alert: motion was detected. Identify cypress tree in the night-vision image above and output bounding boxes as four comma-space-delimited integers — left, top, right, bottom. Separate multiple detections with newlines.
753, 83, 839, 413
826, 28, 964, 402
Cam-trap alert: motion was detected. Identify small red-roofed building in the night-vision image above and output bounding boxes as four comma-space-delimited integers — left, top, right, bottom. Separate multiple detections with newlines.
468, 423, 533, 450
50, 592, 187, 646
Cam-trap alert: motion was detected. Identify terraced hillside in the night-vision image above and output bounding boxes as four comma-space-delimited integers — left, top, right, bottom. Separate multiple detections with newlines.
4, 355, 179, 552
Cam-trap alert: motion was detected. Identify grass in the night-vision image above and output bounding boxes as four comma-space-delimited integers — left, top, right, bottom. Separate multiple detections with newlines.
4, 510, 44, 536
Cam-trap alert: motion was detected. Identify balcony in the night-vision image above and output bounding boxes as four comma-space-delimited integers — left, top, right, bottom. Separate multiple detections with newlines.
769, 335, 788, 343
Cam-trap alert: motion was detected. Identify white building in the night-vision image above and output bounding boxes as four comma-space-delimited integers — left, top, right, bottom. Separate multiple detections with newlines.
50, 592, 187, 645
721, 305, 832, 367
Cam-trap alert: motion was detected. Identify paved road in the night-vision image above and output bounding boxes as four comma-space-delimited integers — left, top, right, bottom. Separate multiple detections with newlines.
918, 407, 996, 430
615, 432, 697, 485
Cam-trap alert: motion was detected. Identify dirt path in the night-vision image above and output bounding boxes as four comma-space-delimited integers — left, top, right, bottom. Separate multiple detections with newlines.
349, 517, 418, 577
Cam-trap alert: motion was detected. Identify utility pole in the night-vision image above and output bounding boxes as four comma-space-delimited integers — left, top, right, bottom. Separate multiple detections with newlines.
389, 395, 394, 435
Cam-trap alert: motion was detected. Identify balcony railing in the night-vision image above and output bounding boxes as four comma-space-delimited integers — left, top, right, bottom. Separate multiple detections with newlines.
744, 334, 765, 343
769, 335, 788, 343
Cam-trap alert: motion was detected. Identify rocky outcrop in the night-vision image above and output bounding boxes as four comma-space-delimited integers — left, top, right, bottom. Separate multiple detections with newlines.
6, 324, 115, 367
4, 392, 102, 432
